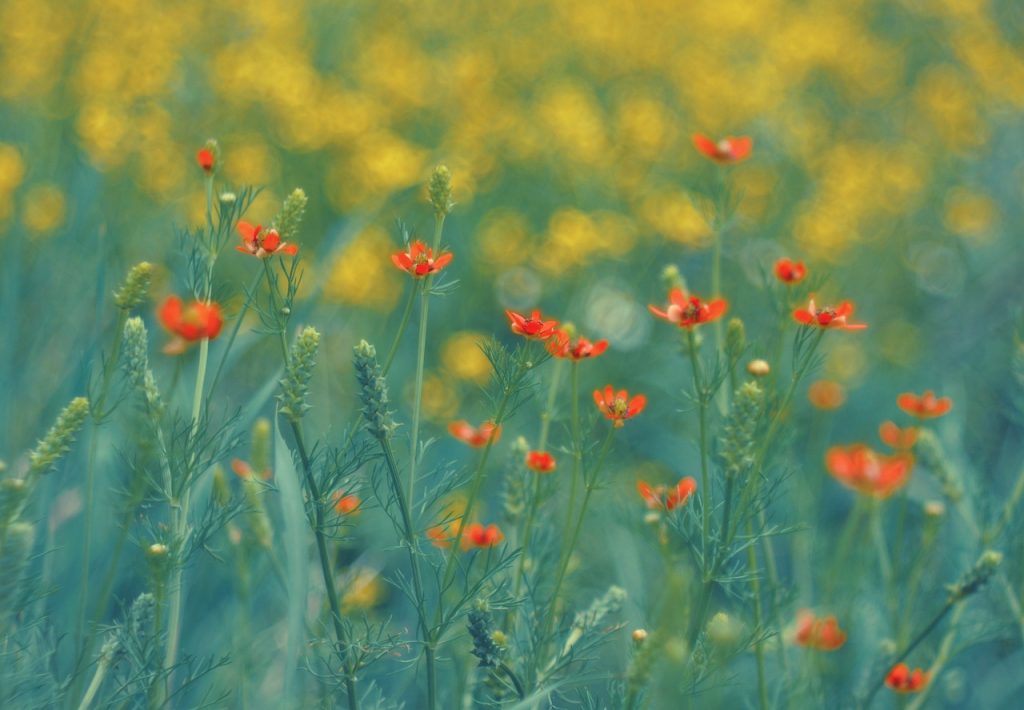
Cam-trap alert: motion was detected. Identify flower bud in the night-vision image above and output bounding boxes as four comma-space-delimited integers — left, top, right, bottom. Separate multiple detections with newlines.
725, 318, 746, 360
353, 340, 398, 439
274, 187, 307, 244
29, 397, 90, 478
661, 264, 686, 292
632, 628, 649, 644
706, 611, 743, 649
279, 327, 320, 423
113, 262, 154, 310
429, 165, 454, 217
747, 358, 771, 377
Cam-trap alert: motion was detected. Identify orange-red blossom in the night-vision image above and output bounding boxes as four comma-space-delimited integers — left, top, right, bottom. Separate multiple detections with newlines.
594, 386, 646, 428
793, 610, 847, 651
826, 444, 913, 499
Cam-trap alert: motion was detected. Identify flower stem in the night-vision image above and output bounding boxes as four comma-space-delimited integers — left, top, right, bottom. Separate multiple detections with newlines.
381, 283, 418, 375
746, 518, 769, 710
408, 282, 430, 506
687, 330, 712, 573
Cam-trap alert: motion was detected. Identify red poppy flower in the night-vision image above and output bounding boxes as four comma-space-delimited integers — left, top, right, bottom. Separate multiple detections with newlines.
526, 450, 557, 474
547, 331, 609, 361
637, 478, 697, 511
808, 380, 847, 410
461, 522, 504, 550
594, 385, 647, 428
825, 444, 913, 499
332, 491, 362, 515
236, 221, 298, 258
774, 258, 807, 284
197, 147, 215, 173
692, 134, 753, 164
793, 298, 866, 330
793, 610, 847, 651
879, 421, 918, 450
506, 309, 559, 340
391, 240, 453, 278
648, 288, 728, 329
885, 663, 929, 693
448, 420, 501, 448
426, 520, 462, 549
230, 458, 272, 481
897, 391, 952, 419
159, 295, 224, 354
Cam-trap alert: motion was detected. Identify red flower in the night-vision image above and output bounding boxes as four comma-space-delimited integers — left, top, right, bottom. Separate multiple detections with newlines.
692, 133, 753, 164
506, 309, 559, 340
885, 663, 929, 693
332, 491, 362, 515
826, 444, 913, 499
594, 385, 647, 428
637, 478, 697, 511
391, 240, 453, 278
897, 391, 952, 419
448, 420, 501, 448
426, 520, 462, 549
793, 298, 866, 330
196, 147, 215, 173
547, 330, 608, 361
774, 258, 807, 284
793, 610, 847, 651
461, 522, 504, 550
648, 288, 728, 329
879, 421, 918, 450
236, 221, 298, 258
230, 458, 271, 481
158, 295, 224, 354
526, 451, 557, 474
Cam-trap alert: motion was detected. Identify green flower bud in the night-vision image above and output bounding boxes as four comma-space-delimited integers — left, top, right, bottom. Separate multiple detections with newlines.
113, 262, 154, 310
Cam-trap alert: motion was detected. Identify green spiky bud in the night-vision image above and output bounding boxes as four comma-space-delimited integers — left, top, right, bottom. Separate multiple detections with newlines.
429, 165, 454, 217
0, 522, 35, 629
279, 327, 320, 423
122, 317, 163, 414
562, 586, 627, 657
243, 477, 274, 549
353, 340, 398, 439
725, 318, 746, 361
113, 262, 154, 310
468, 602, 503, 668
274, 188, 308, 244
719, 382, 764, 480
948, 549, 1002, 602
251, 418, 271, 475
28, 396, 89, 478
661, 264, 686, 292
121, 592, 155, 646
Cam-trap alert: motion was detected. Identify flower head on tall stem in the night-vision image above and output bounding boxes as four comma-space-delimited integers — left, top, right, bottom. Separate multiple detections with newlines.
774, 258, 806, 284
648, 288, 727, 329
526, 450, 557, 474
506, 309, 559, 340
461, 522, 504, 550
196, 140, 218, 173
158, 295, 223, 355
793, 610, 847, 651
897, 391, 952, 419
793, 298, 866, 330
637, 477, 697, 510
594, 385, 646, 428
879, 421, 918, 450
692, 133, 753, 164
448, 420, 501, 448
547, 330, 608, 360
885, 663, 929, 693
391, 240, 453, 277
235, 221, 299, 258
825, 444, 913, 499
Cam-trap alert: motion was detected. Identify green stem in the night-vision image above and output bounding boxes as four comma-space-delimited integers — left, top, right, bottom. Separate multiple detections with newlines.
687, 330, 712, 571
408, 282, 430, 507
77, 652, 113, 710
382, 283, 418, 375
207, 270, 264, 398
746, 518, 769, 710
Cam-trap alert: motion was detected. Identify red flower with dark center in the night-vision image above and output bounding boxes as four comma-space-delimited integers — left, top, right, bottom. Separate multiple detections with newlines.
236, 221, 299, 258
692, 134, 753, 164
159, 295, 224, 354
879, 421, 918, 450
637, 478, 697, 511
461, 522, 504, 550
649, 288, 728, 329
594, 385, 647, 428
448, 420, 501, 448
506, 309, 559, 340
793, 610, 847, 651
826, 444, 913, 499
547, 331, 609, 361
793, 298, 866, 330
197, 147, 215, 173
391, 240, 453, 277
526, 451, 556, 474
332, 491, 362, 515
885, 663, 929, 693
774, 258, 807, 284
897, 391, 952, 419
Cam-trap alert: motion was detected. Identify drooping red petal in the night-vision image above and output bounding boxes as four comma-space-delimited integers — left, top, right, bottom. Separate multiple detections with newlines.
159, 295, 183, 332
692, 133, 718, 159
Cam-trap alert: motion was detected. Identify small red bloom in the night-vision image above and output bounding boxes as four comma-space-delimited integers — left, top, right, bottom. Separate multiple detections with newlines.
793, 610, 847, 651
648, 288, 728, 329
774, 258, 807, 284
879, 421, 918, 450
885, 663, 929, 693
332, 491, 362, 515
506, 309, 559, 340
426, 520, 462, 549
793, 298, 866, 330
897, 391, 952, 419
158, 295, 224, 354
236, 221, 298, 258
230, 458, 272, 481
637, 477, 697, 511
826, 444, 914, 499
547, 330, 609, 361
526, 451, 557, 474
196, 147, 215, 173
461, 522, 504, 550
594, 385, 647, 428
391, 240, 453, 278
692, 133, 753, 164
448, 420, 501, 448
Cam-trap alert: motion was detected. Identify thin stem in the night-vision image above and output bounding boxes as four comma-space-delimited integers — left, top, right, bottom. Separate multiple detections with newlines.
382, 283, 418, 375
408, 282, 430, 506
76, 652, 113, 710
687, 330, 712, 572
746, 518, 769, 710
207, 270, 264, 398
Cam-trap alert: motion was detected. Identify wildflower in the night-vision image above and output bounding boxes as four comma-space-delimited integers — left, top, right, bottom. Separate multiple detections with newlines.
637, 478, 697, 510
808, 380, 847, 410
279, 327, 320, 423
353, 340, 398, 440
332, 491, 362, 515
897, 391, 952, 419
429, 164, 455, 216
427, 521, 461, 549
196, 147, 215, 173
793, 610, 847, 651
506, 309, 559, 340
548, 330, 608, 360
158, 295, 223, 354
230, 458, 271, 481
793, 298, 867, 330
113, 261, 154, 310
526, 450, 557, 473
747, 359, 771, 377
692, 133, 753, 164
461, 522, 504, 550
236, 221, 298, 258
449, 420, 501, 447
885, 663, 929, 693
825, 444, 913, 499
879, 421, 918, 450
774, 258, 806, 284
391, 240, 453, 277
648, 288, 728, 329
595, 386, 647, 428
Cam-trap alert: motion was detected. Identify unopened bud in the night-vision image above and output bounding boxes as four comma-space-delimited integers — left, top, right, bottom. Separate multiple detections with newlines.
429, 165, 454, 216
148, 543, 169, 557
725, 318, 746, 360
661, 264, 685, 292
113, 262, 154, 310
747, 358, 771, 377
632, 628, 648, 644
